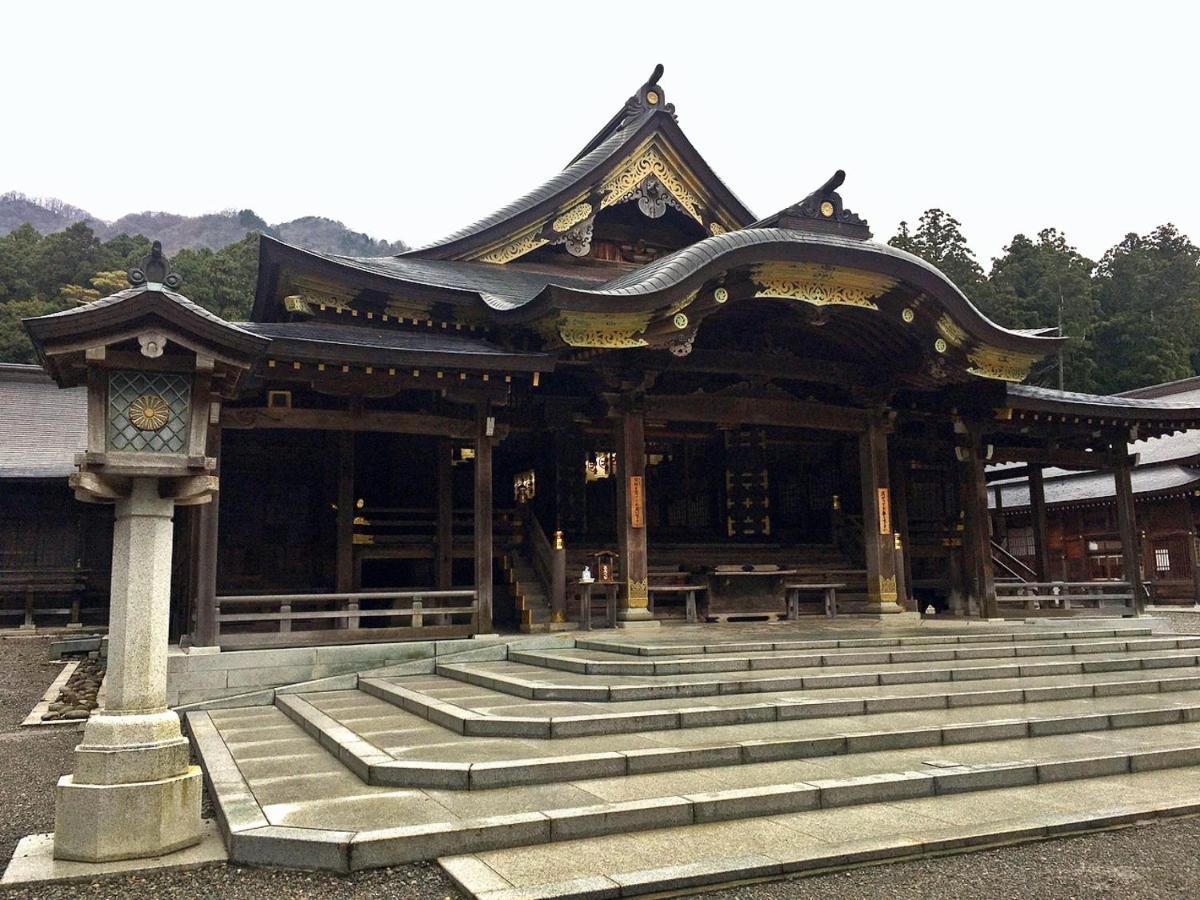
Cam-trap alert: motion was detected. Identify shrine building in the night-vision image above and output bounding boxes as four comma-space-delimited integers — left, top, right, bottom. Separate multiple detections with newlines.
20, 66, 1200, 650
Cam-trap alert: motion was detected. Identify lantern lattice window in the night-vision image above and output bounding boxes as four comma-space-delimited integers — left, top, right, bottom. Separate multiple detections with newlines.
107, 371, 192, 453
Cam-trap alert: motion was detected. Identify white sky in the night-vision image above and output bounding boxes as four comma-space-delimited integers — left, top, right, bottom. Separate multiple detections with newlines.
3, 1, 1196, 264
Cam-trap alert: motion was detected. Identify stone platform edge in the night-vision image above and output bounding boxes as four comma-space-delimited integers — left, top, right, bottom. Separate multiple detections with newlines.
170, 633, 576, 709
186, 703, 1200, 873
440, 796, 1200, 900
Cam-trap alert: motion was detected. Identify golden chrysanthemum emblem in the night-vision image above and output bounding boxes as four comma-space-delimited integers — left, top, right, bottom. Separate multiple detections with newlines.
128, 394, 171, 431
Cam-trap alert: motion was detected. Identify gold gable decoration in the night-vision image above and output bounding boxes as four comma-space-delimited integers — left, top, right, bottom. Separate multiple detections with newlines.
552, 203, 594, 233
599, 146, 704, 223
751, 263, 896, 310
558, 312, 651, 348
479, 231, 550, 265
967, 347, 1038, 383
935, 314, 970, 350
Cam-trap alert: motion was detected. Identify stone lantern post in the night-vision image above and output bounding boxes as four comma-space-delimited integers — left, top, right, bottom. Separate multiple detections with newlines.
23, 244, 266, 862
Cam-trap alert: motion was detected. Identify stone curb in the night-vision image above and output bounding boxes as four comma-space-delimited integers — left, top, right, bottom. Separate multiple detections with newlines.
20, 660, 81, 728
439, 796, 1200, 898
361, 668, 1200, 739
512, 635, 1200, 678
183, 711, 270, 841
435, 650, 1200, 703
573, 626, 1153, 657
285, 684, 1200, 789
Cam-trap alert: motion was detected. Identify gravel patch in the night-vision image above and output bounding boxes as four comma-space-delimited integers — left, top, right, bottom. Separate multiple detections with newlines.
0, 636, 80, 866
0, 861, 461, 899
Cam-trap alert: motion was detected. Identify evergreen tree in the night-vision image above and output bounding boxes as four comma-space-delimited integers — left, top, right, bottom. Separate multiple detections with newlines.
1090, 224, 1200, 392
29, 222, 106, 297
169, 233, 260, 321
0, 224, 42, 301
889, 209, 990, 308
987, 229, 1098, 391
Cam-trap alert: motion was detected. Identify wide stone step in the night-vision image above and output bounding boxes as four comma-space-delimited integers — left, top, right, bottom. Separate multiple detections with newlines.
358, 665, 1200, 738
436, 646, 1200, 702
512, 633, 1197, 677
440, 764, 1200, 899
574, 625, 1156, 657
274, 683, 1200, 789
189, 704, 1200, 875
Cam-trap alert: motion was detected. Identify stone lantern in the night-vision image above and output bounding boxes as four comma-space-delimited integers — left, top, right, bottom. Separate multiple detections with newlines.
23, 243, 266, 862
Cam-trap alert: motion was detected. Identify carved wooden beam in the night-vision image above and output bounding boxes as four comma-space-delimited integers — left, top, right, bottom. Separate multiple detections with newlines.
641, 394, 870, 432
220, 406, 507, 440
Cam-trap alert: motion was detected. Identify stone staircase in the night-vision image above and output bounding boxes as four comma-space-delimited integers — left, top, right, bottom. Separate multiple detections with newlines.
500, 548, 557, 633
186, 620, 1200, 897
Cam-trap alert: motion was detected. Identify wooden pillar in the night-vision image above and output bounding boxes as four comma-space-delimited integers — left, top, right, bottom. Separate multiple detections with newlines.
1114, 459, 1145, 613
859, 420, 901, 614
474, 407, 493, 632
960, 430, 997, 618
889, 455, 913, 612
614, 409, 653, 624
991, 486, 1008, 547
436, 438, 453, 590
1187, 528, 1200, 607
192, 425, 221, 647
1028, 464, 1052, 581
335, 431, 355, 593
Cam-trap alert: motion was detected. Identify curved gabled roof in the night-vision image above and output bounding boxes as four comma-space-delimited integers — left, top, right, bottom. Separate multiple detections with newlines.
24, 282, 268, 389
514, 228, 1064, 356
251, 235, 611, 320
405, 66, 756, 261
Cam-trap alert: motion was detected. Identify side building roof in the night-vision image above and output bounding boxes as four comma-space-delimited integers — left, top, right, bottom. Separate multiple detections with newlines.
0, 364, 86, 480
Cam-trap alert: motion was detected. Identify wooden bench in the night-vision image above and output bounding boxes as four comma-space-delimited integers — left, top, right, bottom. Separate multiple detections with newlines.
784, 582, 846, 619
646, 567, 706, 624
0, 568, 90, 629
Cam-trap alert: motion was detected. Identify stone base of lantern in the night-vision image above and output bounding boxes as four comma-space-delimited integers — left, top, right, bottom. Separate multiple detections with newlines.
52, 709, 202, 863
53, 767, 202, 863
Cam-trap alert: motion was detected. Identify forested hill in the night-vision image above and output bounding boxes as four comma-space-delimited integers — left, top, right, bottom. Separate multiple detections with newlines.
0, 192, 408, 257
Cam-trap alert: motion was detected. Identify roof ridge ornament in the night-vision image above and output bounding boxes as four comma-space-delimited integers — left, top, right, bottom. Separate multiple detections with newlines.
754, 170, 872, 239
128, 241, 183, 290
620, 63, 676, 125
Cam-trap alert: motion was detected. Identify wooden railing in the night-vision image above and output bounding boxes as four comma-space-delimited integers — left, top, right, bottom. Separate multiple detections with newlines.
354, 506, 474, 545
991, 541, 1038, 583
526, 511, 566, 621
214, 589, 478, 649
0, 567, 93, 629
995, 581, 1137, 618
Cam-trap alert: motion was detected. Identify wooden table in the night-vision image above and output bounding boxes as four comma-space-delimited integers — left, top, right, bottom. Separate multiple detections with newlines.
704, 569, 800, 622
578, 581, 617, 630
784, 582, 846, 619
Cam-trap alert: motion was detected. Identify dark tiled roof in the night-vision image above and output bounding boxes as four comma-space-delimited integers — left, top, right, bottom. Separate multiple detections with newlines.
1133, 429, 1200, 465
237, 322, 554, 371
403, 70, 755, 259
0, 365, 85, 479
264, 240, 608, 310
410, 118, 645, 253
577, 229, 953, 296
1008, 383, 1200, 413
34, 284, 257, 335
991, 464, 1200, 509
1118, 375, 1200, 402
